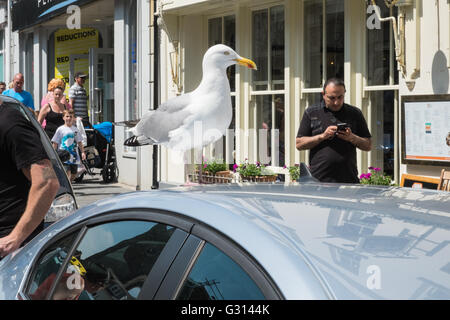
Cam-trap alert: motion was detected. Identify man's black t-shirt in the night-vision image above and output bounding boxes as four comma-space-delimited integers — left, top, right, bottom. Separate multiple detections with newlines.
0, 104, 49, 238
297, 101, 371, 183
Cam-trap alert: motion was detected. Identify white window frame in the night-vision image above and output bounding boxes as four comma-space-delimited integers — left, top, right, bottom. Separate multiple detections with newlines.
205, 13, 237, 165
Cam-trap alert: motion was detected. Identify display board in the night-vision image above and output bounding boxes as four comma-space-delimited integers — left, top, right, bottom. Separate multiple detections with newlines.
54, 28, 99, 97
401, 95, 450, 166
400, 174, 440, 190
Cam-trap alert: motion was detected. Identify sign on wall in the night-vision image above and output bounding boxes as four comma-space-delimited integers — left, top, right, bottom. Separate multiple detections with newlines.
54, 28, 98, 97
402, 95, 450, 166
11, 0, 95, 31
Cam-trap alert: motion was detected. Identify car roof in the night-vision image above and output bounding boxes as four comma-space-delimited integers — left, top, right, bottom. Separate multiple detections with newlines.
45, 182, 450, 299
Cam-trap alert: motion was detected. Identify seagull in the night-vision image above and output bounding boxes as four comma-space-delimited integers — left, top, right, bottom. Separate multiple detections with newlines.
119, 44, 257, 151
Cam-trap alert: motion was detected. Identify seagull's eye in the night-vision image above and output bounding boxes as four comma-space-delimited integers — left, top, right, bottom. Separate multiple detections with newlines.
224, 51, 230, 56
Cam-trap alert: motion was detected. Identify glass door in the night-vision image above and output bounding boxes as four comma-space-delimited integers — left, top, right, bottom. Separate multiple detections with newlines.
88, 48, 114, 125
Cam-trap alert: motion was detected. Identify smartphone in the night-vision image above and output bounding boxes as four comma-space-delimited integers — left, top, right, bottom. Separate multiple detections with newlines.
337, 123, 349, 131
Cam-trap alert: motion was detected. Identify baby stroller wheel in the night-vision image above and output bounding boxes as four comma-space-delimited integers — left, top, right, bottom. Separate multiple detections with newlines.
74, 172, 85, 183
102, 164, 118, 183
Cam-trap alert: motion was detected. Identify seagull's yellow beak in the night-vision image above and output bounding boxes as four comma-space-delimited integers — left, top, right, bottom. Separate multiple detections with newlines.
234, 57, 257, 70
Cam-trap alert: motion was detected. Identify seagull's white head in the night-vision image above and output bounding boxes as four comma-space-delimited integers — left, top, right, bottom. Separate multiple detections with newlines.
203, 44, 257, 71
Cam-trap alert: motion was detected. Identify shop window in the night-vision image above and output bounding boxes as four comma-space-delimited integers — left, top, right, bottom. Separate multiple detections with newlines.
368, 90, 397, 179
303, 0, 344, 89
207, 15, 236, 166
254, 95, 285, 167
251, 5, 285, 167
252, 5, 284, 91
367, 0, 398, 86
366, 1, 399, 181
124, 0, 138, 154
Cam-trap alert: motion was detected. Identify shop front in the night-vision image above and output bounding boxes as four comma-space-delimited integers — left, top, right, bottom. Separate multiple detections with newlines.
8, 0, 154, 189
155, 0, 449, 186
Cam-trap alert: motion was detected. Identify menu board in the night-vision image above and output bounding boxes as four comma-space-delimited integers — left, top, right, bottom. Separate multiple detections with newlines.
402, 95, 450, 165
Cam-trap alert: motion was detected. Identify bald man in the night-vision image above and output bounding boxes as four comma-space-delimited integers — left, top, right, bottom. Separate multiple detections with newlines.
2, 73, 35, 112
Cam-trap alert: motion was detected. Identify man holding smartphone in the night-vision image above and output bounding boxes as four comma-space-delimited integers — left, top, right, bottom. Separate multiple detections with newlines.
296, 78, 372, 183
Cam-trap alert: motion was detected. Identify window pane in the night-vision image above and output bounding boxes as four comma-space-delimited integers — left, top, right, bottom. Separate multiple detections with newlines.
367, 0, 398, 86
270, 6, 285, 85
274, 95, 285, 167
255, 95, 285, 167
370, 90, 395, 178
224, 15, 236, 92
177, 243, 265, 300
304, 92, 323, 108
208, 17, 222, 47
216, 96, 236, 166
50, 220, 175, 300
252, 9, 268, 89
125, 0, 138, 152
256, 95, 272, 165
326, 0, 344, 80
27, 232, 80, 300
304, 0, 323, 88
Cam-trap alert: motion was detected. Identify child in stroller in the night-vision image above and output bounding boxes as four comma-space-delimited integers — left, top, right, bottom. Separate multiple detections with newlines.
75, 121, 118, 183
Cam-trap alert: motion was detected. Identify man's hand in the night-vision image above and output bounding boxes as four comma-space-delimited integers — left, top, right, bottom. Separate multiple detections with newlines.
335, 127, 353, 141
0, 234, 21, 259
336, 128, 372, 151
321, 126, 338, 141
296, 125, 338, 151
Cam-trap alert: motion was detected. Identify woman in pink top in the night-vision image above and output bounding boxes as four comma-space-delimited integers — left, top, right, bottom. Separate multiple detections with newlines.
40, 78, 71, 128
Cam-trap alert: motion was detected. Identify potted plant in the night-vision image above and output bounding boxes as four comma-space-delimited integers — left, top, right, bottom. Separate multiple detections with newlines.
193, 159, 231, 183
359, 167, 394, 186
233, 161, 277, 183
284, 164, 301, 182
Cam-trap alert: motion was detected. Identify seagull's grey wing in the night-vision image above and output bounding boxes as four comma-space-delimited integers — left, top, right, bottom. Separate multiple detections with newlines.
135, 93, 194, 143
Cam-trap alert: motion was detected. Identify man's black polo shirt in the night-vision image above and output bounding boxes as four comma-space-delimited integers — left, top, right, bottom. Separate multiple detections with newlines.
0, 104, 49, 238
297, 101, 371, 183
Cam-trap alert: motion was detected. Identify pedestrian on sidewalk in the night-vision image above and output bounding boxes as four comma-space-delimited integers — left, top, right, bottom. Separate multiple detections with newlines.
69, 72, 91, 128
0, 101, 59, 258
2, 73, 35, 113
52, 109, 86, 181
296, 78, 372, 183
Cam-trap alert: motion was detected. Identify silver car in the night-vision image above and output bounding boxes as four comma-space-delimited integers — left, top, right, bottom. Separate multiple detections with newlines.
0, 183, 449, 300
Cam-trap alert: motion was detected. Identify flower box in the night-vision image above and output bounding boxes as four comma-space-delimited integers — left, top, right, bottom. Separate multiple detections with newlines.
240, 175, 277, 183
190, 170, 233, 184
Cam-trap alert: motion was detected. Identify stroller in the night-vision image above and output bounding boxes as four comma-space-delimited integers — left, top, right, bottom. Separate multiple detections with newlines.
75, 122, 118, 183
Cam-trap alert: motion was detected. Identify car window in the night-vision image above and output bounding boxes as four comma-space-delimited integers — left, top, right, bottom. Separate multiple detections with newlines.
27, 220, 175, 300
176, 243, 265, 300
26, 232, 79, 300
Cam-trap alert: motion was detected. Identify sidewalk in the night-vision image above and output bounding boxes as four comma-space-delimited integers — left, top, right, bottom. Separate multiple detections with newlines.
72, 174, 136, 208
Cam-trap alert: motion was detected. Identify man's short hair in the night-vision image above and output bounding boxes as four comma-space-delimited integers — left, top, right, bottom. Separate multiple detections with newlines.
323, 78, 346, 93
0, 81, 6, 86
74, 72, 88, 79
